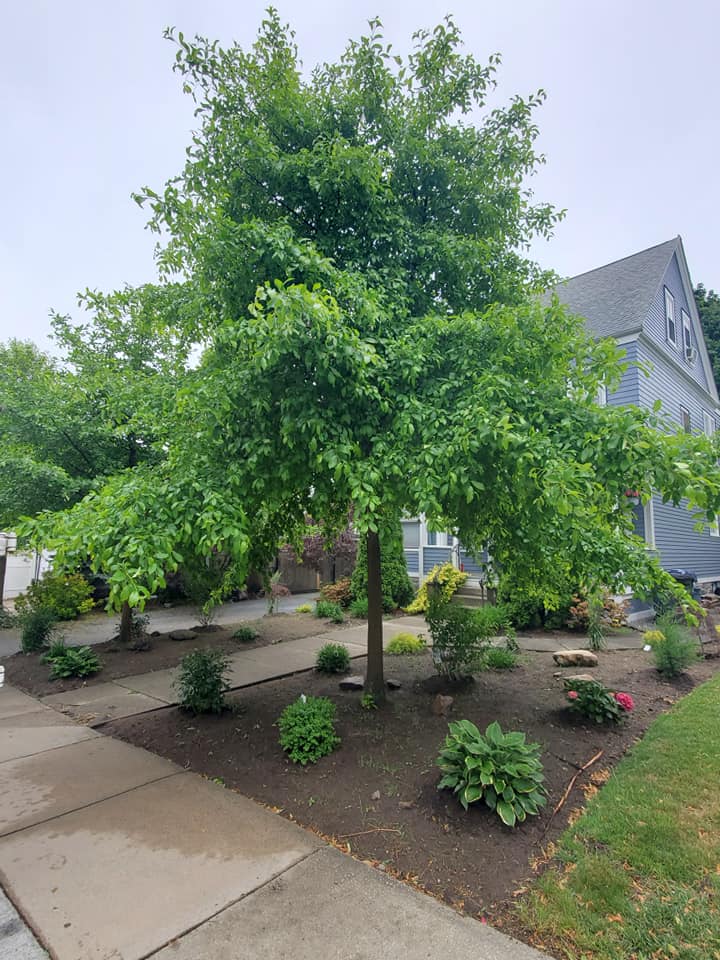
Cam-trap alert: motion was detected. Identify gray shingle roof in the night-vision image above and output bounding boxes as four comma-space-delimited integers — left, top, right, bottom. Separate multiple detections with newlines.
547, 237, 679, 338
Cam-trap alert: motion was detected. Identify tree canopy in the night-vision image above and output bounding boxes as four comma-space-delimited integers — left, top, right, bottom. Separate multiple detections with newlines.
24, 11, 720, 694
695, 283, 720, 386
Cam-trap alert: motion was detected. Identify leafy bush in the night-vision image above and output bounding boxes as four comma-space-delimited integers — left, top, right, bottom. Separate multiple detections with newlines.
349, 597, 368, 618
360, 692, 377, 710
648, 615, 700, 678
233, 626, 258, 642
405, 563, 468, 614
320, 578, 353, 607
20, 607, 58, 653
426, 600, 495, 680
563, 678, 633, 724
315, 600, 345, 623
277, 694, 340, 765
295, 603, 313, 614
175, 649, 230, 714
566, 591, 629, 633
351, 522, 414, 611
0, 606, 18, 629
15, 572, 94, 621
316, 642, 350, 673
437, 720, 547, 826
482, 646, 518, 670
386, 632, 426, 655
43, 642, 102, 679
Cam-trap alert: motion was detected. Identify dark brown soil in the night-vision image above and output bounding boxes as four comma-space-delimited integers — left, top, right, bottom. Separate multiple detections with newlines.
4, 613, 356, 697
105, 647, 720, 924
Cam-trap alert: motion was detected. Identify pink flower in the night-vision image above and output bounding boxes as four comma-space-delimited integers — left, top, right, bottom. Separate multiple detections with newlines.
614, 692, 634, 711
567, 690, 579, 700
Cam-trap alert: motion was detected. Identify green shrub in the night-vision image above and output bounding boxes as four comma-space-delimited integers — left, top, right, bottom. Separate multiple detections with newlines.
483, 646, 518, 670
405, 563, 468, 614
649, 615, 700, 678
295, 603, 313, 614
437, 720, 547, 826
386, 632, 426, 655
426, 600, 495, 679
316, 642, 350, 673
0, 607, 18, 629
15, 572, 94, 621
315, 600, 345, 623
319, 578, 353, 607
20, 607, 58, 653
360, 692, 377, 710
233, 625, 258, 642
351, 521, 414, 611
43, 642, 102, 679
277, 694, 340, 765
175, 649, 230, 714
349, 597, 368, 618
563, 678, 634, 724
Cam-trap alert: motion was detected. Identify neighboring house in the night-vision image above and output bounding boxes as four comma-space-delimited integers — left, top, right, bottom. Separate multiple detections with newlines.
403, 236, 720, 591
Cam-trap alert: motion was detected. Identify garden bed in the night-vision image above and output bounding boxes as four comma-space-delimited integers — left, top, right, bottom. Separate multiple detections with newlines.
4, 613, 358, 697
104, 646, 720, 930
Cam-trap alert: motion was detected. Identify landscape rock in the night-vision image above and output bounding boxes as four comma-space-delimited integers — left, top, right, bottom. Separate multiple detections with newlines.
398, 800, 415, 810
168, 630, 198, 642
339, 676, 364, 691
371, 790, 381, 801
386, 678, 402, 690
431, 694, 454, 717
552, 650, 599, 668
561, 673, 597, 684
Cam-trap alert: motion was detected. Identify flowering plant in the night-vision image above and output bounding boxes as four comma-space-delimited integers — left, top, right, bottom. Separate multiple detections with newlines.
614, 691, 634, 712
563, 678, 632, 725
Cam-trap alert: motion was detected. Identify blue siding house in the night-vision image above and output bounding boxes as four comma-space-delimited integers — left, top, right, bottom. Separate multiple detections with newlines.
403, 237, 720, 590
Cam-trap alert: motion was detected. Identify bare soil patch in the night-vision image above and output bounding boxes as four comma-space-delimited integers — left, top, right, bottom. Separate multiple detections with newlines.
105, 646, 720, 925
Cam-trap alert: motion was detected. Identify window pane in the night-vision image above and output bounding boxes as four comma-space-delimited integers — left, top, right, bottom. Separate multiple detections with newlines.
401, 521, 420, 549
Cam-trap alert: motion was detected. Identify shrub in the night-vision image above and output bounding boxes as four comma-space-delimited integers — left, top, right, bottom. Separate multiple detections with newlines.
483, 646, 518, 670
316, 642, 350, 673
15, 571, 94, 621
350, 521, 414, 611
175, 649, 230, 714
566, 591, 629, 636
43, 643, 102, 679
386, 632, 426, 655
426, 600, 495, 679
20, 607, 58, 653
405, 563, 469, 614
233, 626, 258, 642
360, 692, 377, 710
349, 597, 368, 618
563, 678, 633, 724
277, 694, 340, 765
437, 719, 547, 826
315, 600, 345, 623
649, 615, 700, 678
265, 570, 291, 614
295, 603, 313, 614
0, 607, 18, 629
319, 578, 353, 607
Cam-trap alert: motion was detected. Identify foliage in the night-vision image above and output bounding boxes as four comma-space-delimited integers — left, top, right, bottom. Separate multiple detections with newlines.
437, 719, 547, 825
126, 609, 151, 649
563, 679, 633, 724
386, 632, 426, 655
315, 600, 345, 623
360, 692, 377, 710
175, 649, 230, 714
319, 578, 353, 607
482, 646, 518, 670
315, 642, 351, 674
265, 570, 291, 615
181, 553, 238, 626
277, 694, 340, 765
20, 607, 58, 653
294, 603, 313, 614
14, 571, 94, 620
426, 600, 499, 680
280, 518, 356, 575
351, 521, 414, 612
518, 672, 720, 960
566, 591, 629, 633
349, 597, 368, 619
232, 625, 258, 642
0, 607, 19, 629
43, 642, 102, 679
648, 614, 700, 678
404, 563, 468, 614
695, 283, 720, 385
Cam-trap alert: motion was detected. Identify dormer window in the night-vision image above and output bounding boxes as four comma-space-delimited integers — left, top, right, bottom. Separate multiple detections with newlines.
665, 288, 677, 345
681, 310, 693, 360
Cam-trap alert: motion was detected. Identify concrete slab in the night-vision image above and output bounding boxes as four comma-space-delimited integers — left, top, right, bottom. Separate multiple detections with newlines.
112, 669, 178, 703
0, 712, 98, 764
148, 846, 548, 960
384, 615, 428, 633
0, 685, 44, 721
41, 682, 168, 724
0, 737, 180, 837
0, 772, 320, 960
0, 888, 48, 959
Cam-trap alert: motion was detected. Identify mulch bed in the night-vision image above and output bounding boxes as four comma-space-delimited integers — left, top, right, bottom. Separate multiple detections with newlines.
4, 613, 355, 697
104, 644, 720, 931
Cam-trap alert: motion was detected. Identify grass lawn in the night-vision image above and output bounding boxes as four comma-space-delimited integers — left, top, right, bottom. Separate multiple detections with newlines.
518, 672, 720, 959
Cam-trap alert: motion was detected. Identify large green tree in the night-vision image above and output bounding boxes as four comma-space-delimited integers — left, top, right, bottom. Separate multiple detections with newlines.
27, 13, 720, 697
695, 284, 720, 385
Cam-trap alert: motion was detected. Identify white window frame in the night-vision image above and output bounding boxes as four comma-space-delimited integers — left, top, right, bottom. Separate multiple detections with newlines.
643, 498, 655, 549
596, 381, 607, 406
680, 405, 691, 433
681, 309, 692, 357
665, 288, 677, 346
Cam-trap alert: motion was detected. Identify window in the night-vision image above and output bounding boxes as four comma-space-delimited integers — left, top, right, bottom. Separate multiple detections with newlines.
665, 288, 677, 345
680, 405, 691, 433
596, 382, 607, 406
643, 499, 655, 549
681, 310, 692, 357
401, 520, 420, 549
427, 531, 451, 547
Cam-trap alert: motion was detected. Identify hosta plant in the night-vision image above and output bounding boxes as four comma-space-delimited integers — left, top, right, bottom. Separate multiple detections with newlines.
43, 642, 102, 679
436, 719, 547, 826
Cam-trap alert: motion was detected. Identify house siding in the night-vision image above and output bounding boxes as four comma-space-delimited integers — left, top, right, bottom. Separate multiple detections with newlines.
607, 340, 641, 407
652, 496, 720, 581
635, 339, 718, 434
423, 546, 453, 575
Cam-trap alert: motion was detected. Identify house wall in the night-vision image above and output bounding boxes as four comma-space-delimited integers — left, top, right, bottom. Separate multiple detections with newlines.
651, 496, 720, 582
607, 340, 641, 407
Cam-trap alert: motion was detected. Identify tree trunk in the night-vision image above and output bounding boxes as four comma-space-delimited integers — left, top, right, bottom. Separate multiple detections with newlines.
0, 552, 7, 608
364, 529, 385, 702
119, 600, 132, 644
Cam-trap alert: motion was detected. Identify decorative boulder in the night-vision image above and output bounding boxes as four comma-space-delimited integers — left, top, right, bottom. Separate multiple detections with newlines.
553, 650, 599, 668
169, 629, 198, 642
386, 678, 402, 690
431, 694, 454, 717
339, 676, 364, 691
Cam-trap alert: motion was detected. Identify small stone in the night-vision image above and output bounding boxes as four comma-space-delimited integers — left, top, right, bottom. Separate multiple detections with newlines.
386, 678, 402, 690
562, 673, 597, 683
371, 790, 381, 801
398, 800, 415, 809
339, 676, 364, 691
169, 629, 198, 642
431, 694, 454, 717
552, 650, 599, 667
150, 630, 161, 637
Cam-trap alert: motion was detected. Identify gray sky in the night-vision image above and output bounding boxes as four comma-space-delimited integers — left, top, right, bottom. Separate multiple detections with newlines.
2, 0, 719, 349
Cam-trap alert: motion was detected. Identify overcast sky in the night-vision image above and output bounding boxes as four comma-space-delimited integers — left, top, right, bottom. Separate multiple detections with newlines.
2, 0, 718, 350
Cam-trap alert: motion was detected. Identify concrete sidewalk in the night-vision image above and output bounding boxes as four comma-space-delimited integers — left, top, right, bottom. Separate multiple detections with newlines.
0, 680, 549, 960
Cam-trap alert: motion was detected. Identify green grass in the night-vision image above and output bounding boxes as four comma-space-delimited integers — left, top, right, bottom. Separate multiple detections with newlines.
518, 672, 720, 960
